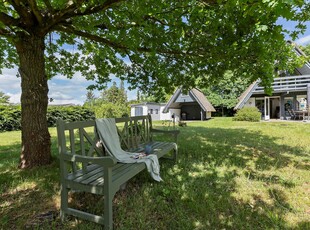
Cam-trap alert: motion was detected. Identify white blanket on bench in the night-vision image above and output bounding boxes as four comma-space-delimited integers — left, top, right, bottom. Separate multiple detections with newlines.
95, 118, 162, 182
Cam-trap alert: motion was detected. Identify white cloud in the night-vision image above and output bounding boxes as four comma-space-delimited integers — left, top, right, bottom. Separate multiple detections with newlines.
296, 35, 310, 45
7, 92, 21, 104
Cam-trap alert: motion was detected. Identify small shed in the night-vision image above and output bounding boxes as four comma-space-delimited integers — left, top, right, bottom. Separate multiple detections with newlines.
163, 88, 216, 120
130, 102, 178, 121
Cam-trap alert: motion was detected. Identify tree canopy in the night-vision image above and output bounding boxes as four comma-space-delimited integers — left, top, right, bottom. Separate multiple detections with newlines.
0, 0, 309, 168
301, 43, 310, 59
1, 1, 309, 91
202, 71, 250, 112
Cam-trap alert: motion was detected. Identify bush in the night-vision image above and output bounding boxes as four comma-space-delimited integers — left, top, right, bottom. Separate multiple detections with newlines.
233, 107, 261, 122
0, 105, 95, 132
0, 105, 21, 131
94, 102, 129, 118
47, 106, 95, 127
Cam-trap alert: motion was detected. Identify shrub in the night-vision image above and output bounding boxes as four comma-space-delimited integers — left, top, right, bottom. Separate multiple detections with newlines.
0, 105, 95, 132
94, 102, 129, 118
47, 106, 95, 127
233, 107, 261, 122
0, 105, 21, 131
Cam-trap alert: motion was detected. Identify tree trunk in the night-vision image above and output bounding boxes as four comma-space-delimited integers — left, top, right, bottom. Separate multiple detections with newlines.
16, 35, 51, 169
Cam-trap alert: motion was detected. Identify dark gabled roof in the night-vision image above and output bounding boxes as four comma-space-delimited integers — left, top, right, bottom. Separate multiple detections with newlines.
163, 88, 216, 113
190, 88, 216, 112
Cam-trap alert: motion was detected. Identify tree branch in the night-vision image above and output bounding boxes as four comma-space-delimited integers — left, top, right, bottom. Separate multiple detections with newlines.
54, 25, 192, 57
6, 0, 32, 25
28, 0, 44, 25
53, 0, 125, 24
55, 25, 129, 51
0, 27, 14, 38
0, 12, 20, 27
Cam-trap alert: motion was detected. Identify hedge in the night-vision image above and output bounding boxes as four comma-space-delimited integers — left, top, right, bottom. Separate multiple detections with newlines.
233, 107, 261, 122
0, 105, 95, 132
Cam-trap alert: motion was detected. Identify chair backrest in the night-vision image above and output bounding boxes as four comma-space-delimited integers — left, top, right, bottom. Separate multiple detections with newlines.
56, 115, 153, 174
287, 109, 295, 117
115, 115, 152, 150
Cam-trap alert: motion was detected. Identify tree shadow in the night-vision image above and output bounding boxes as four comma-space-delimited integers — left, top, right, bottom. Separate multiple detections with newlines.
0, 124, 309, 229
157, 125, 310, 229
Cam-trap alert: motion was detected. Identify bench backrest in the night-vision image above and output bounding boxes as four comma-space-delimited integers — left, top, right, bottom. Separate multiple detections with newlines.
57, 115, 153, 172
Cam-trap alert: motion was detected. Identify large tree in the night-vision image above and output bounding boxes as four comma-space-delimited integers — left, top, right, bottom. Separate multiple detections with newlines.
202, 71, 250, 116
0, 0, 308, 168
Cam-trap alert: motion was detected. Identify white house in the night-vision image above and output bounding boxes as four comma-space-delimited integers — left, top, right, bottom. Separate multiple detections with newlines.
130, 102, 180, 121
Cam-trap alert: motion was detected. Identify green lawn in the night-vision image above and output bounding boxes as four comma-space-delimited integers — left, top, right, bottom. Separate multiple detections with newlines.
0, 118, 309, 229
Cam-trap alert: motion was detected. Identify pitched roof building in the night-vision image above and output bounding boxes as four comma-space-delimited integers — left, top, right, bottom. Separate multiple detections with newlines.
163, 88, 215, 120
235, 43, 310, 120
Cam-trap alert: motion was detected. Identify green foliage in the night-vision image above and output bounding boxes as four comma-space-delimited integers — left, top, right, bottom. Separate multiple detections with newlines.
100, 81, 127, 105
300, 44, 310, 60
46, 106, 95, 127
139, 88, 172, 103
0, 91, 10, 104
0, 105, 95, 132
202, 71, 251, 110
94, 102, 129, 118
85, 81, 130, 118
0, 1, 309, 93
233, 107, 261, 122
0, 105, 21, 131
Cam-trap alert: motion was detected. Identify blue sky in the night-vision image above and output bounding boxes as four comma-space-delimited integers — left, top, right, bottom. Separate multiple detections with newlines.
1, 20, 310, 105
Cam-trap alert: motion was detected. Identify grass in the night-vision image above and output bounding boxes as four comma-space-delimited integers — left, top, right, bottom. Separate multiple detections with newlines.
0, 118, 310, 229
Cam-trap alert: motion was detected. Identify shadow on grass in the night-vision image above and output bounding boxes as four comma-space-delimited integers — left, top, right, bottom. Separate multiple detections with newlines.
0, 140, 62, 229
0, 125, 309, 229
113, 125, 309, 229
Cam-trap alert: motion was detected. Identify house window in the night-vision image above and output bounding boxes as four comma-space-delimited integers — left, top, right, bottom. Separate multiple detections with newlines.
135, 107, 143, 116
297, 95, 307, 110
148, 109, 153, 114
155, 109, 158, 114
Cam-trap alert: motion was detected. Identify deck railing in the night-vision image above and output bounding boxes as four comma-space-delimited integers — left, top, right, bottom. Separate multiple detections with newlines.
254, 75, 310, 93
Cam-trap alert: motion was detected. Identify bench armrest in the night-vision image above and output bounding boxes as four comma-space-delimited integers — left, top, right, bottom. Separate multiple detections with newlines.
60, 153, 117, 168
150, 128, 180, 142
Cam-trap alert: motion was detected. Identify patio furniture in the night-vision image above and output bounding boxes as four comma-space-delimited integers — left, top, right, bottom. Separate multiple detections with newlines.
56, 115, 179, 229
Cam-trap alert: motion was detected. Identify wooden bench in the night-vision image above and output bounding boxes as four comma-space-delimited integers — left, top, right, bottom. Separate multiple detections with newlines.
56, 115, 179, 229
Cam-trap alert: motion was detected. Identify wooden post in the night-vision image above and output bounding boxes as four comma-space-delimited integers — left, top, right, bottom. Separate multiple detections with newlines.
307, 84, 310, 120
280, 94, 285, 120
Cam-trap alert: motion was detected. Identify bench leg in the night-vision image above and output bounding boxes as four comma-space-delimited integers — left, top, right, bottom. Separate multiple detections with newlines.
104, 168, 114, 230
60, 184, 69, 221
104, 195, 113, 230
173, 147, 178, 163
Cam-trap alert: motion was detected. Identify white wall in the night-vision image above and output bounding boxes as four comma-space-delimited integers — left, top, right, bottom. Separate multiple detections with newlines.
160, 108, 181, 121
146, 104, 161, 120
244, 97, 255, 107
131, 104, 181, 121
